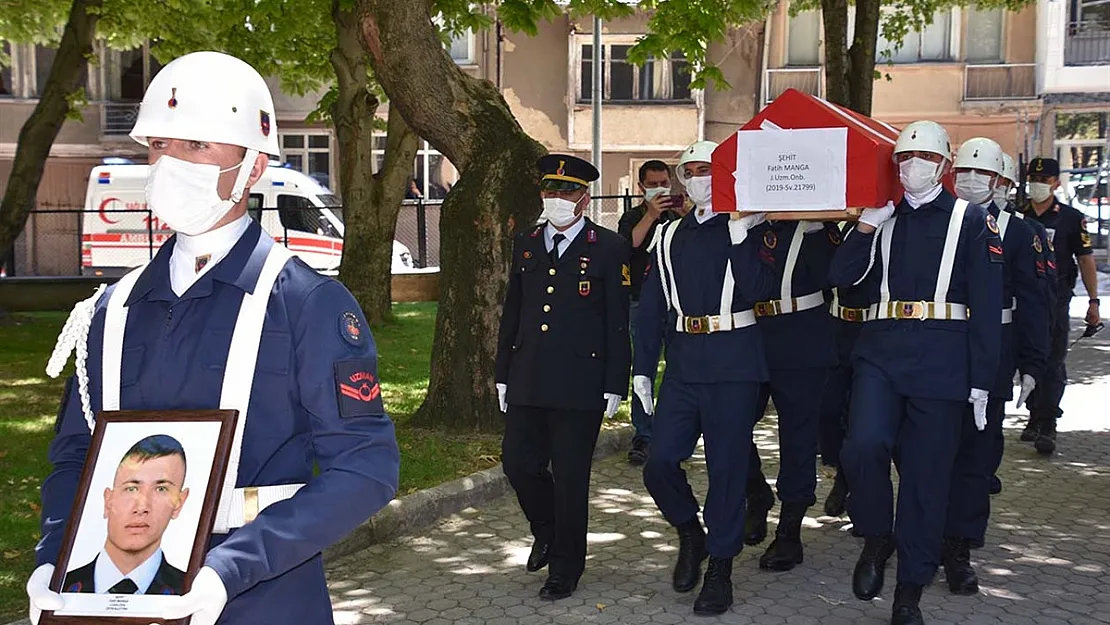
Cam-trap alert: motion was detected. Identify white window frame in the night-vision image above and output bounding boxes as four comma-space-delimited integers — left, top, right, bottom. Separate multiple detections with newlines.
448, 29, 477, 65
571, 34, 692, 104
785, 9, 823, 67
851, 7, 962, 64
370, 133, 459, 199
279, 131, 335, 184
963, 5, 1007, 63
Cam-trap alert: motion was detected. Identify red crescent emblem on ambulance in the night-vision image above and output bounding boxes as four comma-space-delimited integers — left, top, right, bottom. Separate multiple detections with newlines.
98, 197, 121, 224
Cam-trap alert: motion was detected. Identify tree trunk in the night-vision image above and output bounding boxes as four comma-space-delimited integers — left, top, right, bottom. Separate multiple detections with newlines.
331, 0, 419, 326
820, 0, 850, 109
847, 0, 881, 116
358, 0, 546, 431
0, 0, 101, 267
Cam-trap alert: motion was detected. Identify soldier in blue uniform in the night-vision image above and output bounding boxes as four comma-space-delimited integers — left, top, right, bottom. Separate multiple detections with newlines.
494, 153, 631, 600
991, 153, 1056, 484
942, 138, 1049, 595
634, 140, 777, 616
26, 51, 400, 625
741, 219, 840, 572
829, 120, 1002, 625
1020, 157, 1100, 455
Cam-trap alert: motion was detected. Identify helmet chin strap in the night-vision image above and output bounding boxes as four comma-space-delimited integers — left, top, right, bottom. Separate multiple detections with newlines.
227, 148, 260, 203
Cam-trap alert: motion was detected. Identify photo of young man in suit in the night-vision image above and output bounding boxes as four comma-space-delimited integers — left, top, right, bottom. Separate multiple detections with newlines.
62, 434, 190, 595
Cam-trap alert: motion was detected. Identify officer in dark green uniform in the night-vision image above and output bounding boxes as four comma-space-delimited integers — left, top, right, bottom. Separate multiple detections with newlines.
495, 154, 632, 601
1021, 157, 1100, 455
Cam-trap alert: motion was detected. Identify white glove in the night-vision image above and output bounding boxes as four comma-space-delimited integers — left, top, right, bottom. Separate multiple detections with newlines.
496, 383, 507, 413
27, 563, 63, 625
603, 393, 621, 419
632, 375, 654, 416
969, 388, 989, 431
1016, 374, 1036, 408
727, 213, 768, 245
159, 566, 227, 625
859, 201, 896, 230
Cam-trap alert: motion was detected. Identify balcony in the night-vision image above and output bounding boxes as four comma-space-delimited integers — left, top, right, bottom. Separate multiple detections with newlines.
101, 102, 140, 136
1066, 20, 1110, 65
963, 63, 1037, 100
764, 67, 822, 105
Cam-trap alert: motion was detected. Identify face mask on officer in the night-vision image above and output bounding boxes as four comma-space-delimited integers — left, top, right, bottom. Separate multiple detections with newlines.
992, 183, 1010, 207
954, 170, 995, 205
681, 162, 713, 208
1029, 182, 1054, 203
146, 151, 254, 236
541, 191, 586, 228
898, 157, 942, 196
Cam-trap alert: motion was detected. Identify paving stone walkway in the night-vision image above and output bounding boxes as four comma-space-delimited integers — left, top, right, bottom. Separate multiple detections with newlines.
325, 300, 1110, 625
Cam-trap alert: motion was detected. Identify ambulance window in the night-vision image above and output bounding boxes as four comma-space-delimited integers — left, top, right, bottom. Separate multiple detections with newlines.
278, 194, 339, 237
248, 193, 264, 223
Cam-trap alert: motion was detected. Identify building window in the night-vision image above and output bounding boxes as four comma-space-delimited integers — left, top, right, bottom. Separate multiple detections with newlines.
875, 9, 955, 63
576, 36, 692, 103
0, 41, 13, 96
966, 6, 1003, 62
787, 10, 822, 66
371, 134, 459, 200
449, 29, 476, 65
1071, 0, 1110, 26
34, 45, 58, 97
280, 133, 333, 190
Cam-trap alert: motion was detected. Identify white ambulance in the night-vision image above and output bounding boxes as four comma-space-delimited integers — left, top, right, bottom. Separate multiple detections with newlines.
81, 162, 414, 277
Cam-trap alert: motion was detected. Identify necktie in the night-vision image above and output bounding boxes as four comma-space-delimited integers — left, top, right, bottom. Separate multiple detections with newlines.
550, 233, 565, 266
109, 578, 139, 594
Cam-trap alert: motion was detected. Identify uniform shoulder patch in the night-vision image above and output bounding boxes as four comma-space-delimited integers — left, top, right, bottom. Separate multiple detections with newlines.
763, 229, 778, 250
827, 226, 842, 246
339, 311, 365, 346
988, 238, 1005, 264
1032, 234, 1043, 254
334, 359, 384, 418
621, 263, 631, 286
1080, 221, 1092, 248
986, 213, 1000, 235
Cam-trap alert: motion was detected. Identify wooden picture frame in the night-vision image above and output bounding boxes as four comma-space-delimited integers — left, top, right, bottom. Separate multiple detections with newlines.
41, 409, 238, 625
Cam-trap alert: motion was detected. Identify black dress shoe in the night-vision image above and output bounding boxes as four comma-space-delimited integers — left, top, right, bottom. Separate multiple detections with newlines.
526, 539, 550, 572
628, 437, 650, 466
538, 574, 576, 600
693, 557, 733, 616
1020, 420, 1041, 442
853, 535, 895, 600
890, 582, 925, 625
988, 475, 1002, 495
824, 469, 849, 517
942, 537, 979, 595
672, 518, 708, 592
1035, 421, 1057, 455
758, 503, 806, 571
744, 490, 775, 546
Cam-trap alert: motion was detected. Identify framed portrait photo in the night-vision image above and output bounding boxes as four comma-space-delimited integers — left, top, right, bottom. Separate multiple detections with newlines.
41, 410, 237, 624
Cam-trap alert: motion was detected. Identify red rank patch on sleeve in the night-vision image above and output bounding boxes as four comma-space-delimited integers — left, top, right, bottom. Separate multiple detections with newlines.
334, 359, 385, 418
988, 241, 1005, 264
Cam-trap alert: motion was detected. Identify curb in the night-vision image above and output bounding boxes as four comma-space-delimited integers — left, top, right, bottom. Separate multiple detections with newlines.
4, 424, 634, 625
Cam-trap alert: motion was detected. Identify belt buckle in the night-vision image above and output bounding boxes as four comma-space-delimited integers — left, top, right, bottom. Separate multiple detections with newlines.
754, 301, 777, 317
685, 316, 709, 334
243, 486, 260, 524
897, 301, 926, 320
844, 308, 864, 322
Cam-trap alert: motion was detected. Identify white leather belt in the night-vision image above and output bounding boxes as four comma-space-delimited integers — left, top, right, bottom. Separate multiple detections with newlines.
1002, 308, 1013, 325
675, 310, 757, 333
829, 303, 869, 323
754, 291, 825, 317
868, 300, 969, 321
219, 484, 306, 532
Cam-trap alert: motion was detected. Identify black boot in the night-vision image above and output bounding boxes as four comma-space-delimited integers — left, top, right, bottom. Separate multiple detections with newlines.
1035, 419, 1057, 455
890, 582, 925, 625
942, 537, 979, 595
853, 535, 895, 600
693, 557, 733, 616
1020, 419, 1041, 442
672, 517, 708, 593
744, 482, 775, 545
759, 503, 806, 571
988, 475, 1002, 495
824, 469, 849, 516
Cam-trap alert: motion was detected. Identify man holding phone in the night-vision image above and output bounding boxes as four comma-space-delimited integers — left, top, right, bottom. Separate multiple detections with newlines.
618, 160, 686, 465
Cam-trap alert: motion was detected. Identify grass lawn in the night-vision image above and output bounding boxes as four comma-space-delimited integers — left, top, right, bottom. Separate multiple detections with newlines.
0, 302, 531, 621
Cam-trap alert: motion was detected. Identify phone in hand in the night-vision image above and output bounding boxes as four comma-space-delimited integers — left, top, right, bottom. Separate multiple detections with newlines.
662, 194, 686, 210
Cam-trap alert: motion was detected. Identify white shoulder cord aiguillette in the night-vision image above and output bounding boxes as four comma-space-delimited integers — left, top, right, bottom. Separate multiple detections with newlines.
45, 283, 106, 432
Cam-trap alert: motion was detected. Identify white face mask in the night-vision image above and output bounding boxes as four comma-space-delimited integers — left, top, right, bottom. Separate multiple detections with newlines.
684, 176, 713, 208
992, 184, 1010, 208
1029, 182, 1053, 203
954, 171, 994, 205
541, 197, 581, 228
644, 186, 671, 202
898, 157, 942, 196
146, 155, 244, 236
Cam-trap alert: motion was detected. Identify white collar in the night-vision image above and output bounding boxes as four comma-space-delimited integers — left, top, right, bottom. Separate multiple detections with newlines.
903, 185, 944, 209
94, 548, 163, 594
169, 213, 251, 295
544, 216, 587, 250
694, 204, 716, 224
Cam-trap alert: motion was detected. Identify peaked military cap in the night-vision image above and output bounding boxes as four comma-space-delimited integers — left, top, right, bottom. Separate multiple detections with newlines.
538, 154, 599, 191
1027, 157, 1060, 177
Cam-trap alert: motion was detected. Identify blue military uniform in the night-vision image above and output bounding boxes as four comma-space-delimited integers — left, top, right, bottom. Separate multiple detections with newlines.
639, 211, 776, 564
828, 188, 1002, 593
742, 220, 839, 569
944, 202, 1049, 578
38, 220, 400, 624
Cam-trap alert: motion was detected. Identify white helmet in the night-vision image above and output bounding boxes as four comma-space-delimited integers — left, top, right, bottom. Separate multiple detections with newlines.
1000, 153, 1017, 184
954, 138, 1004, 176
677, 140, 718, 179
130, 51, 279, 156
893, 120, 951, 161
